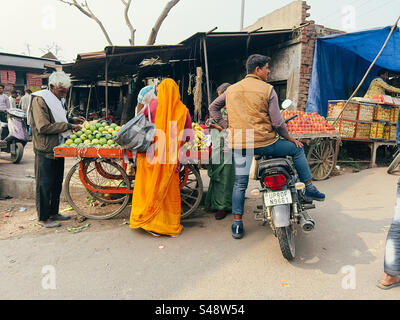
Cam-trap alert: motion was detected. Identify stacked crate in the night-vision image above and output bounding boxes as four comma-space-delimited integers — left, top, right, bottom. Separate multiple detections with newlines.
327, 100, 398, 141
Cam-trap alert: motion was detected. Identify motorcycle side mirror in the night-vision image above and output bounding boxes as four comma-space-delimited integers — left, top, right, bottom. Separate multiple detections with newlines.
281, 99, 294, 110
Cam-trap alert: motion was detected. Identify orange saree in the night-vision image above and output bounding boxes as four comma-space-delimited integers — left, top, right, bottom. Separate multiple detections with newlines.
130, 79, 188, 236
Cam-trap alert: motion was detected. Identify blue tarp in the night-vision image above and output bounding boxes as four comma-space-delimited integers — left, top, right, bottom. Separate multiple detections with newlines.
306, 26, 400, 116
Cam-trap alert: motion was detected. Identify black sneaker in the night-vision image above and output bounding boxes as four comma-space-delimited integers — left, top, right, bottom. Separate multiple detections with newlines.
231, 221, 244, 239
50, 213, 71, 221
39, 221, 61, 228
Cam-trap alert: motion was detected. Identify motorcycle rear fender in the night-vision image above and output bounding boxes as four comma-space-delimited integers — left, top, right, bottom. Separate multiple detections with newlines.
271, 204, 291, 227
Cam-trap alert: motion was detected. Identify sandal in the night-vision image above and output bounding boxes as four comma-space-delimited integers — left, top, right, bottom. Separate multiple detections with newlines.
376, 280, 400, 290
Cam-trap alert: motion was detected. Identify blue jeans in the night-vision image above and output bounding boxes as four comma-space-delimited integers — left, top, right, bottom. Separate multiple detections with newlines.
384, 178, 400, 276
232, 139, 313, 215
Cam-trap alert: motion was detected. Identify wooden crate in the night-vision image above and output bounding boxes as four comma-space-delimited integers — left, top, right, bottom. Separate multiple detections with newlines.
328, 119, 356, 139
390, 107, 399, 124
327, 101, 345, 119
327, 101, 359, 120
370, 122, 385, 139
357, 103, 375, 122
354, 122, 372, 140
374, 105, 392, 122
384, 124, 397, 141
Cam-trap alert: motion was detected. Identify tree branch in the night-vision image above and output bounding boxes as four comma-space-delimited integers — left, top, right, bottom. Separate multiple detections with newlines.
121, 0, 136, 45
146, 0, 180, 45
58, 0, 113, 46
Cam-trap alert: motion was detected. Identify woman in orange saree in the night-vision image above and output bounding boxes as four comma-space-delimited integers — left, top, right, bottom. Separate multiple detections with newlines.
130, 78, 191, 236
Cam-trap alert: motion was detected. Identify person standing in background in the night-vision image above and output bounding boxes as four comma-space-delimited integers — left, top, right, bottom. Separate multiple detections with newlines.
19, 89, 32, 113
9, 90, 17, 109
136, 84, 158, 116
0, 84, 10, 122
206, 83, 235, 220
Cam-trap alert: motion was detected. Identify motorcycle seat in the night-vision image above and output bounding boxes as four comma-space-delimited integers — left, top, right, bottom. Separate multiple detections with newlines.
255, 155, 293, 161
257, 157, 296, 176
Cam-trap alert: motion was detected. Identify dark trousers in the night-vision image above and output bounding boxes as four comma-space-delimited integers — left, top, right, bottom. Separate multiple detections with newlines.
0, 111, 7, 123
35, 154, 65, 221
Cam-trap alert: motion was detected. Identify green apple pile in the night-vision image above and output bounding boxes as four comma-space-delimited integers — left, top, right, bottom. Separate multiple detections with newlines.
62, 121, 122, 148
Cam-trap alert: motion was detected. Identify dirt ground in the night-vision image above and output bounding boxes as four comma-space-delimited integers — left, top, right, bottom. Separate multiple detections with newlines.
0, 165, 366, 240
0, 198, 133, 240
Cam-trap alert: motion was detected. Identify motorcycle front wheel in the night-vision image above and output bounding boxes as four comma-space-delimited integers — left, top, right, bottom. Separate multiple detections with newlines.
11, 142, 24, 164
276, 226, 296, 261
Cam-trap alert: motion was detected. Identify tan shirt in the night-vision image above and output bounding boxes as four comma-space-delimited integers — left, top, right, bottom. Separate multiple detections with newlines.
225, 74, 278, 149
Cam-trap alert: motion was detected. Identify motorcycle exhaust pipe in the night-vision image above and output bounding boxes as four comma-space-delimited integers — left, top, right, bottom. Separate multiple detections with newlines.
299, 212, 315, 233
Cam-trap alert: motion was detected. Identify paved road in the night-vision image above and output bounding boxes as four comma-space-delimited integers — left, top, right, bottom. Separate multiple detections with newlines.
1, 160, 399, 299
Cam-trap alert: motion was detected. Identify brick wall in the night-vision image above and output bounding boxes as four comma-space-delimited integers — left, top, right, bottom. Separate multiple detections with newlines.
297, 1, 345, 111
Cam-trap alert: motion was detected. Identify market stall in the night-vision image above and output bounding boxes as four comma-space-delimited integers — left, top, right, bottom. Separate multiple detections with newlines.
282, 110, 340, 180
53, 120, 211, 220
326, 96, 399, 167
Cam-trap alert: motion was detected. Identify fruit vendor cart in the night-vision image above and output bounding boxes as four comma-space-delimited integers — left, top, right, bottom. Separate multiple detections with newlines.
282, 110, 341, 181
326, 99, 399, 167
54, 146, 209, 220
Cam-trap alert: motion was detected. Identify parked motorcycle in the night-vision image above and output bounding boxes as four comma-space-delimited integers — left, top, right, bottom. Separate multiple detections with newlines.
0, 108, 29, 163
250, 100, 316, 261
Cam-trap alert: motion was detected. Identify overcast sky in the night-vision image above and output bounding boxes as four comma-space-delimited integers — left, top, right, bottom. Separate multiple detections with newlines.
1, 0, 399, 62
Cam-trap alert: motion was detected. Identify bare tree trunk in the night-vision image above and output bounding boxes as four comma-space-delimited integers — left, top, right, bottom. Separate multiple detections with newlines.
121, 0, 136, 45
147, 0, 180, 45
59, 0, 113, 46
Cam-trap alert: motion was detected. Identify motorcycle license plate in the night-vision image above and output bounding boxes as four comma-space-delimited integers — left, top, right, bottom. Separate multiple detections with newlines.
263, 190, 292, 206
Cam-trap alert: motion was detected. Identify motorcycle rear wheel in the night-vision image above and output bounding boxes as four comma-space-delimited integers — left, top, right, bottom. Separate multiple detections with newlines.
276, 226, 296, 261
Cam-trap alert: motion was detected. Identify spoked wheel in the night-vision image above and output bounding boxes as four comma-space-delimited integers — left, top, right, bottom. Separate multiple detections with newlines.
387, 150, 400, 174
276, 226, 296, 261
179, 164, 203, 219
64, 158, 132, 220
87, 160, 133, 203
307, 138, 335, 181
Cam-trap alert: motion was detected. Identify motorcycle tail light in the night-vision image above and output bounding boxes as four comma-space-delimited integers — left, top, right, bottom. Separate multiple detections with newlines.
263, 174, 287, 191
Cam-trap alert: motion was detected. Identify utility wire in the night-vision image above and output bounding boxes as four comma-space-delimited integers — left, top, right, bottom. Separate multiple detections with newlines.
319, 0, 371, 25
333, 15, 400, 126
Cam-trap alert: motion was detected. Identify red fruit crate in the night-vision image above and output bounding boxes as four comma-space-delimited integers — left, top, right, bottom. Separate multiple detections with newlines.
384, 124, 396, 141
390, 107, 399, 124
327, 118, 356, 139
357, 103, 375, 122
354, 122, 372, 140
327, 100, 359, 120
370, 122, 385, 140
374, 105, 392, 122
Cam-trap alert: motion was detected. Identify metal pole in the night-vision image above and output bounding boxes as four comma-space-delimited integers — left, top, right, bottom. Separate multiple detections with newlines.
202, 37, 211, 107
105, 56, 109, 119
240, 0, 245, 30
86, 84, 93, 120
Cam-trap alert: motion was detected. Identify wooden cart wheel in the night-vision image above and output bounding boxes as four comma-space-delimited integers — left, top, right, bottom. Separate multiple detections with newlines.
180, 164, 203, 219
64, 159, 131, 220
307, 138, 335, 181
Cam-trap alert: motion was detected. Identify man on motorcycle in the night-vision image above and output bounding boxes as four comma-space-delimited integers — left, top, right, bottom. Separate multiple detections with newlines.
209, 54, 325, 239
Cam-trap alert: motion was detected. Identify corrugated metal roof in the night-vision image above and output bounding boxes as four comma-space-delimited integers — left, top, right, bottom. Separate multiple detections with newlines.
0, 52, 60, 70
